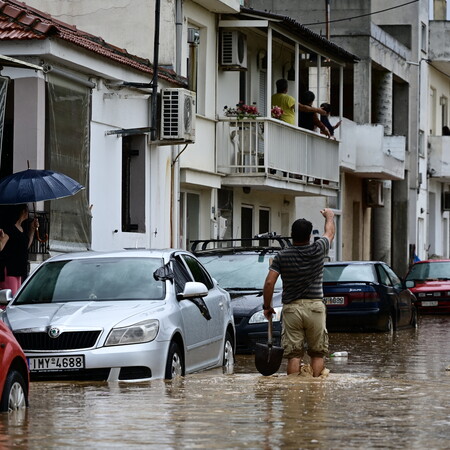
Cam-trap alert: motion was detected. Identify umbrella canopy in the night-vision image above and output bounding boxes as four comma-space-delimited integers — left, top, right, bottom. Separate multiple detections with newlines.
0, 169, 84, 205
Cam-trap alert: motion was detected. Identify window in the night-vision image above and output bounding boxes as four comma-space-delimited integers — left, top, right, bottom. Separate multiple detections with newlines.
122, 135, 146, 233
181, 254, 213, 289
377, 265, 393, 287
440, 96, 448, 132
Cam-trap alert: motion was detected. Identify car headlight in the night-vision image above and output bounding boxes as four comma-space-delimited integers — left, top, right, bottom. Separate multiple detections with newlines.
105, 319, 159, 346
249, 306, 282, 324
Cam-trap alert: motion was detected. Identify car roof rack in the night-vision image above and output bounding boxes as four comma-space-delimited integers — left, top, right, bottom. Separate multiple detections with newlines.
190, 232, 292, 252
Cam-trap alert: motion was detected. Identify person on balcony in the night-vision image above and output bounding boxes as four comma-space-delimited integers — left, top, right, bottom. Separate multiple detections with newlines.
0, 204, 39, 295
271, 79, 326, 125
298, 91, 331, 138
319, 102, 341, 139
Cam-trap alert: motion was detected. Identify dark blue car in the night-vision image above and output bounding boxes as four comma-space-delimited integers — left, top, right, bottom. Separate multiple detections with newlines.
324, 261, 418, 332
192, 236, 288, 353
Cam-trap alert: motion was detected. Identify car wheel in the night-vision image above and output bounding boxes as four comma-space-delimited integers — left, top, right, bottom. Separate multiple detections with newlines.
0, 370, 27, 413
222, 331, 234, 368
165, 341, 184, 380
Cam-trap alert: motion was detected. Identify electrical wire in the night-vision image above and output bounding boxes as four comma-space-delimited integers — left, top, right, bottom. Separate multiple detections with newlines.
302, 0, 419, 26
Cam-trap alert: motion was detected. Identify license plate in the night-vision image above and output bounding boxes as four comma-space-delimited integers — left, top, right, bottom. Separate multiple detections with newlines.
28, 355, 85, 372
421, 301, 438, 307
324, 296, 345, 305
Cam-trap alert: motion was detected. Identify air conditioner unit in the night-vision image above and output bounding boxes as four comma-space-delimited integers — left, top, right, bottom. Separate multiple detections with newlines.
442, 192, 450, 211
160, 88, 196, 142
366, 180, 384, 207
220, 30, 247, 70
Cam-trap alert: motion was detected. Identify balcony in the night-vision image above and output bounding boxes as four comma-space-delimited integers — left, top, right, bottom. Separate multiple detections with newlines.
339, 119, 406, 180
216, 118, 340, 195
428, 136, 450, 181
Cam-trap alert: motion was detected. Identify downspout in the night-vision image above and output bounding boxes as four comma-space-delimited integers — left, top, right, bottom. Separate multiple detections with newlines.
151, 0, 160, 142
171, 0, 183, 247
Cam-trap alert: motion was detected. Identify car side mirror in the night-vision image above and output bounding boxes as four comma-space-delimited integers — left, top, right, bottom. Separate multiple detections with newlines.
0, 289, 13, 306
177, 281, 208, 300
404, 280, 415, 288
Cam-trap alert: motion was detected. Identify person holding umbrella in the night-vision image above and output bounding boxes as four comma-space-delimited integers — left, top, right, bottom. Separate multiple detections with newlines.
0, 204, 39, 295
262, 209, 335, 377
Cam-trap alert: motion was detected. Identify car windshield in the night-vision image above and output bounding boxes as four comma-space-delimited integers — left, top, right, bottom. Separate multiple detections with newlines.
14, 257, 166, 304
405, 261, 450, 281
197, 252, 282, 290
324, 264, 377, 283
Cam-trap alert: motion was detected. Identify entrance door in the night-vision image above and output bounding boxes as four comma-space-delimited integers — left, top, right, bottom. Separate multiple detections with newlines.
241, 206, 253, 238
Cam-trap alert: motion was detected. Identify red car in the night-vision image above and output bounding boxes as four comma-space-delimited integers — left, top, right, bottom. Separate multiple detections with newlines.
0, 321, 29, 412
405, 259, 450, 314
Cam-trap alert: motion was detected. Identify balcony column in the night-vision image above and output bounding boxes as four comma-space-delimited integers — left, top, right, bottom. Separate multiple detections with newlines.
371, 181, 392, 265
374, 71, 393, 136
353, 59, 371, 124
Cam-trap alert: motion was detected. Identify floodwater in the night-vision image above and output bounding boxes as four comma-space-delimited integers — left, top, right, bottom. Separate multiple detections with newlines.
1, 316, 450, 449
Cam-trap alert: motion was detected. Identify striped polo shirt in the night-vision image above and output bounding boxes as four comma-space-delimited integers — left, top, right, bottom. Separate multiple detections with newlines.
270, 236, 330, 304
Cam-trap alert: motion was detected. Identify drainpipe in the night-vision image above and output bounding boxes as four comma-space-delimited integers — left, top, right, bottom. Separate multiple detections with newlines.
176, 0, 182, 74
150, 0, 160, 142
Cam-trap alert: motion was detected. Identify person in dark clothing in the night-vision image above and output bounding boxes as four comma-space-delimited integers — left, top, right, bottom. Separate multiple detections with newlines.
298, 91, 330, 137
0, 204, 39, 295
320, 103, 341, 138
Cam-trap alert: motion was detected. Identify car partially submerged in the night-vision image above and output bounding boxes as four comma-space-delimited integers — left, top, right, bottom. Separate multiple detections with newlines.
192, 235, 290, 353
324, 261, 418, 332
404, 259, 450, 314
0, 249, 235, 381
0, 321, 29, 412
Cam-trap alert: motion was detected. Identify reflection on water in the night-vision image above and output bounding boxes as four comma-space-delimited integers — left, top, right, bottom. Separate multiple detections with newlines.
1, 316, 450, 448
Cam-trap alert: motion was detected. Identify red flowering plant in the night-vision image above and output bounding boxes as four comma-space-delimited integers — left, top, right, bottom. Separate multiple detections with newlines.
224, 101, 261, 120
271, 106, 284, 120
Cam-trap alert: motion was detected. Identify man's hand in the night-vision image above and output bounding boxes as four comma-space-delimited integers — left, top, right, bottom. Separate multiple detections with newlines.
263, 306, 275, 320
320, 208, 335, 219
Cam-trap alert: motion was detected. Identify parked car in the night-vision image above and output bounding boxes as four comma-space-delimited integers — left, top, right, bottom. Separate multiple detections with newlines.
324, 261, 418, 332
0, 321, 29, 412
404, 259, 450, 314
0, 249, 235, 381
192, 235, 290, 353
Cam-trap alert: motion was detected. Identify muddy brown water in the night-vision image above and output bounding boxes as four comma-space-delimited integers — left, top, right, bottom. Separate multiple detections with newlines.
1, 316, 449, 449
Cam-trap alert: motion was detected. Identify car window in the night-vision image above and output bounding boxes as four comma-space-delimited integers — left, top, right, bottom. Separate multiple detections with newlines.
14, 257, 165, 304
381, 264, 402, 289
172, 257, 193, 295
180, 254, 214, 290
406, 261, 450, 281
324, 264, 377, 282
197, 252, 282, 290
377, 265, 393, 287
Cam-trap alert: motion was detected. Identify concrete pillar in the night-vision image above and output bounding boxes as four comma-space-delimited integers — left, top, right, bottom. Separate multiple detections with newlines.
374, 71, 393, 135
353, 59, 371, 124
392, 175, 410, 277
372, 181, 392, 265
13, 77, 46, 171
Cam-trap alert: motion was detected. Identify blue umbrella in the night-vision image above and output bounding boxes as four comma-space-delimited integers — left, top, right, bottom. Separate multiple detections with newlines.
0, 169, 84, 205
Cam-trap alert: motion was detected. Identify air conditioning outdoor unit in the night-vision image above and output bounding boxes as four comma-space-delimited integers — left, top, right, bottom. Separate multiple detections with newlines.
160, 88, 196, 142
220, 30, 247, 70
366, 179, 385, 207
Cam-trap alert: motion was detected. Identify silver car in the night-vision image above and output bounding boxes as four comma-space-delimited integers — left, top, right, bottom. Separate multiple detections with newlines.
0, 249, 235, 381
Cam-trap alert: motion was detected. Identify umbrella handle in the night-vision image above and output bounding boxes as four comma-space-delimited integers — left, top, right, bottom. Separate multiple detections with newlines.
267, 315, 273, 346
35, 228, 48, 243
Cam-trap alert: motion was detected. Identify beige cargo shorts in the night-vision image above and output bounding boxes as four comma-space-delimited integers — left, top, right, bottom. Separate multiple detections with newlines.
281, 299, 329, 359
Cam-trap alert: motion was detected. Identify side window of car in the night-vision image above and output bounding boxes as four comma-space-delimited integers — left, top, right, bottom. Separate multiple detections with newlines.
382, 264, 403, 290
377, 265, 393, 287
172, 257, 192, 295
181, 255, 214, 290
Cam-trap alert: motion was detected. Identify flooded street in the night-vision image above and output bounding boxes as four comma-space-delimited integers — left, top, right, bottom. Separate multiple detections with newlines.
1, 316, 450, 449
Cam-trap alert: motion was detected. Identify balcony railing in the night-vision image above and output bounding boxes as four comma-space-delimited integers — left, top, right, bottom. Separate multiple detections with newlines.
429, 136, 450, 180
216, 118, 340, 186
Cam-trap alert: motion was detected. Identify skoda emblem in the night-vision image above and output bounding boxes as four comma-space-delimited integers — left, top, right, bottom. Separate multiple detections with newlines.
48, 327, 61, 339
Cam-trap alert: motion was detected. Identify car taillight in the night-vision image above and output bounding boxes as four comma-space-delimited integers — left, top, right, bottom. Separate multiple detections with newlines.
347, 291, 379, 303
